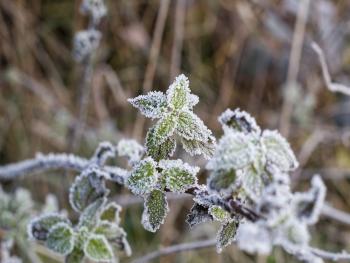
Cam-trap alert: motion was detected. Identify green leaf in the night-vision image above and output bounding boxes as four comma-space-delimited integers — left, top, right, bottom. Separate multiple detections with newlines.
28, 213, 71, 241
128, 91, 167, 119
176, 111, 211, 142
152, 113, 178, 145
46, 223, 75, 255
262, 130, 298, 172
142, 189, 169, 232
99, 202, 122, 224
78, 198, 106, 229
94, 221, 126, 241
69, 167, 108, 212
159, 160, 199, 193
207, 169, 237, 195
216, 221, 238, 253
240, 165, 264, 201
84, 234, 114, 262
209, 206, 231, 223
145, 127, 176, 161
127, 158, 158, 195
181, 136, 216, 159
65, 247, 85, 263
206, 131, 256, 171
167, 74, 190, 110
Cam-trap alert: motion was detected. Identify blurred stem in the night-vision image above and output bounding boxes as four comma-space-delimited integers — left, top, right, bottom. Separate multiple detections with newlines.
279, 0, 311, 137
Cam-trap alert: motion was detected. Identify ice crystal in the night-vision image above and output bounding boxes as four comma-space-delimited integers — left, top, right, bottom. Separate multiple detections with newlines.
127, 91, 167, 119
73, 29, 102, 62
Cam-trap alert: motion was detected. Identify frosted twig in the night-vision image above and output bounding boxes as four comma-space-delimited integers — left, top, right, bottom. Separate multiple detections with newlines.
311, 42, 350, 97
131, 239, 216, 263
322, 203, 350, 225
309, 247, 350, 261
0, 153, 127, 184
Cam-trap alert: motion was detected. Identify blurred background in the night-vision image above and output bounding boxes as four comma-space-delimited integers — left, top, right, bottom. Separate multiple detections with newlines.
1, 0, 350, 262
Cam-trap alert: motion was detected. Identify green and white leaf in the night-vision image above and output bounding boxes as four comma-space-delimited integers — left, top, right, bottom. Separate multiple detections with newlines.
186, 203, 213, 228
216, 221, 237, 253
78, 197, 106, 229
94, 221, 126, 241
69, 167, 108, 212
28, 213, 71, 241
142, 189, 169, 232
99, 202, 122, 224
84, 234, 114, 262
262, 130, 298, 172
207, 169, 237, 195
128, 91, 167, 119
152, 112, 178, 145
166, 74, 191, 110
46, 222, 75, 255
207, 131, 256, 171
176, 110, 212, 142
209, 205, 231, 223
181, 136, 216, 159
127, 158, 158, 195
145, 127, 176, 161
65, 248, 85, 263
240, 165, 264, 201
159, 159, 199, 193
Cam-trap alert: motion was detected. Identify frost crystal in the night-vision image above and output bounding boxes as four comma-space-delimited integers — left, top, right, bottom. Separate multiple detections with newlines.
216, 221, 238, 253
166, 74, 191, 110
186, 203, 213, 228
73, 30, 102, 62
117, 139, 144, 165
80, 0, 107, 24
46, 222, 75, 255
146, 127, 176, 161
219, 108, 261, 135
84, 234, 114, 262
92, 141, 116, 166
209, 205, 231, 223
128, 91, 168, 119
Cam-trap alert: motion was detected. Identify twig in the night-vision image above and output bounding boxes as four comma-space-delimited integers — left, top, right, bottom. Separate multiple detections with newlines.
169, 0, 186, 80
311, 41, 350, 97
322, 203, 350, 225
133, 0, 171, 140
131, 239, 216, 263
279, 0, 311, 137
309, 247, 350, 261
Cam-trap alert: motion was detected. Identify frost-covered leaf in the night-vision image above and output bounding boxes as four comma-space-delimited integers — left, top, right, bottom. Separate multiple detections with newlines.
84, 234, 114, 262
46, 222, 75, 255
78, 198, 106, 229
159, 159, 199, 193
240, 165, 264, 201
186, 203, 213, 228
188, 94, 199, 109
292, 175, 326, 225
128, 91, 167, 119
28, 213, 70, 241
219, 109, 261, 135
216, 221, 238, 253
94, 221, 125, 241
236, 222, 272, 255
66, 247, 85, 263
207, 131, 256, 171
127, 158, 158, 195
176, 110, 212, 142
142, 189, 169, 232
262, 130, 298, 172
207, 169, 237, 195
209, 205, 231, 223
69, 167, 108, 212
117, 139, 144, 164
152, 113, 178, 145
282, 219, 310, 246
99, 202, 121, 224
145, 127, 176, 161
167, 74, 190, 110
181, 136, 216, 159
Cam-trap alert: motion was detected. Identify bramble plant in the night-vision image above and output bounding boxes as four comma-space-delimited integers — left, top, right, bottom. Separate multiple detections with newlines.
1, 73, 350, 263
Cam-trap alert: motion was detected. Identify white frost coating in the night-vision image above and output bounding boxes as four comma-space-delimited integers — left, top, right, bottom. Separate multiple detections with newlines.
166, 74, 191, 109
261, 130, 299, 172
188, 94, 199, 108
206, 131, 257, 171
127, 91, 168, 119
92, 141, 116, 166
80, 0, 107, 24
236, 221, 272, 255
158, 159, 200, 175
73, 29, 102, 62
0, 241, 22, 263
84, 234, 114, 262
46, 222, 75, 256
219, 108, 261, 135
292, 175, 326, 225
117, 139, 144, 165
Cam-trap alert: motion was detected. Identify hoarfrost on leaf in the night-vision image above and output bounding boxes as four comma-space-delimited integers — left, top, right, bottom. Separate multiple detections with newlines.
166, 74, 191, 110
127, 158, 158, 195
142, 189, 169, 232
181, 136, 216, 159
186, 203, 213, 228
240, 165, 265, 201
78, 197, 106, 229
46, 222, 75, 255
262, 130, 299, 172
128, 91, 168, 119
117, 139, 144, 165
145, 127, 176, 161
99, 202, 122, 224
84, 234, 114, 262
209, 205, 231, 223
216, 221, 238, 253
152, 113, 178, 145
207, 169, 237, 195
